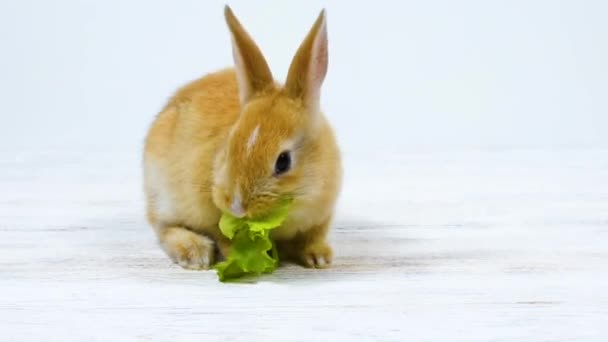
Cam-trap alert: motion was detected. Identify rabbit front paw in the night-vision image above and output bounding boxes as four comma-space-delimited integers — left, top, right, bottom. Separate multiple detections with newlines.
300, 240, 333, 269
160, 227, 215, 270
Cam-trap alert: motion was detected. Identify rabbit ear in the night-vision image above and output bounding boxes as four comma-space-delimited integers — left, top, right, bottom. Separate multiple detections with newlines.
284, 9, 328, 112
224, 6, 274, 105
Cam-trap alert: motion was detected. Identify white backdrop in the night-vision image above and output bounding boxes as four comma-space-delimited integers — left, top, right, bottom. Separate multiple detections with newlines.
1, 0, 607, 154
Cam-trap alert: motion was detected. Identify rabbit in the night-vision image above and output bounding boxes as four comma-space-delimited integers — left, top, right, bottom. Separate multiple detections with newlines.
143, 5, 341, 271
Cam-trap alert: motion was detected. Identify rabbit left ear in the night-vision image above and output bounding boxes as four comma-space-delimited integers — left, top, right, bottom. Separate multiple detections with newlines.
224, 5, 274, 105
284, 10, 328, 113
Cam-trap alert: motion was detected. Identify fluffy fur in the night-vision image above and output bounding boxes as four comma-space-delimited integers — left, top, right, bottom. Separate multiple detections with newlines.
143, 6, 341, 270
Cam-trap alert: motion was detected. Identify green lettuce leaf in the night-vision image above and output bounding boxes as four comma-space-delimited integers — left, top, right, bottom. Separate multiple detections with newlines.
215, 200, 291, 282
247, 200, 292, 233
218, 212, 246, 239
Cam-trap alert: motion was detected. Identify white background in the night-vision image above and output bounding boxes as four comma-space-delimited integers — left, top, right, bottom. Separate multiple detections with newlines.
1, 0, 607, 152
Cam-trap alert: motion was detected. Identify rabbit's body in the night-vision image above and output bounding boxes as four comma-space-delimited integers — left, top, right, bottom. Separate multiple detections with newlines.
144, 7, 341, 270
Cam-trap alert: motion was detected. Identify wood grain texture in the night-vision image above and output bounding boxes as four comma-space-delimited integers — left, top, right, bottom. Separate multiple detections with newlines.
1, 146, 607, 341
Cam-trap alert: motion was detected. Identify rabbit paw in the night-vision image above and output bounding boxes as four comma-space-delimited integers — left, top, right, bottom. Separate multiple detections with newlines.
300, 241, 333, 269
160, 227, 215, 270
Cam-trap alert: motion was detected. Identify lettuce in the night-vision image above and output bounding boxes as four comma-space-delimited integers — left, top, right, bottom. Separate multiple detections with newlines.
215, 200, 291, 282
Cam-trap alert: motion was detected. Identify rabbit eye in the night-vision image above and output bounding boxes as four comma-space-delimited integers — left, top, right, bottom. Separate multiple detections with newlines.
274, 151, 291, 176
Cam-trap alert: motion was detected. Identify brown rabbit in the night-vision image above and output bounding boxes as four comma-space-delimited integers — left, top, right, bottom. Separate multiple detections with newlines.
143, 6, 341, 270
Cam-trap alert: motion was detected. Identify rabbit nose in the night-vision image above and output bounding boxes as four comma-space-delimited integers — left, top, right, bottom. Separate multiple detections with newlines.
230, 192, 246, 218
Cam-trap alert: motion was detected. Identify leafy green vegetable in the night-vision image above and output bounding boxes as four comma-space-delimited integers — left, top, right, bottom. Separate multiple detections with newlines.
215, 200, 291, 282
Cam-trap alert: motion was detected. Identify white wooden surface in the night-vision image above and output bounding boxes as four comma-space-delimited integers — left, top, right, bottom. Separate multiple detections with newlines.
1, 146, 607, 341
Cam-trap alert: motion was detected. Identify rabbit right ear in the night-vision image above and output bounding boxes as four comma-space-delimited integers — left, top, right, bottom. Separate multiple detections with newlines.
284, 10, 328, 113
224, 6, 274, 105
